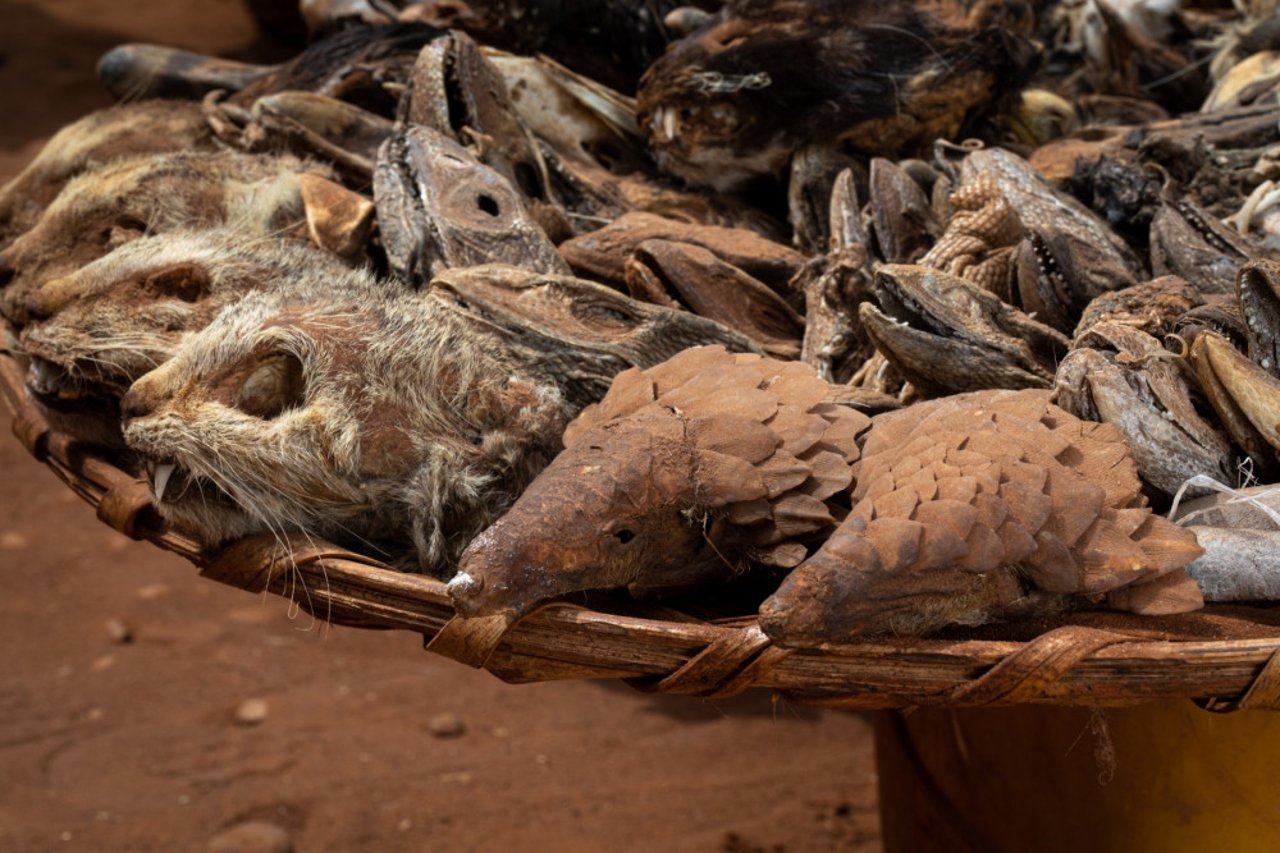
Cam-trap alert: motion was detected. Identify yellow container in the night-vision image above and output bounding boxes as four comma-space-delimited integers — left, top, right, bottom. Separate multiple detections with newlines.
875, 702, 1280, 852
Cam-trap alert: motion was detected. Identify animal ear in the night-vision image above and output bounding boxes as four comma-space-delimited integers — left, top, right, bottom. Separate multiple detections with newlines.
300, 173, 375, 259
235, 353, 306, 419
144, 263, 209, 303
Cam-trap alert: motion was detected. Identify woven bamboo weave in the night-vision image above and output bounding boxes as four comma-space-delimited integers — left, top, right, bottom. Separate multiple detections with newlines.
6, 346, 1280, 710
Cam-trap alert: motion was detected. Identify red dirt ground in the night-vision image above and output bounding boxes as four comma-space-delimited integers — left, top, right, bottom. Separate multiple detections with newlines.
0, 2, 882, 849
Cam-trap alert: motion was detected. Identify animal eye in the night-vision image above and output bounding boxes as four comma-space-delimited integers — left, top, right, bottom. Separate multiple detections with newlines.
104, 216, 148, 247
613, 529, 636, 544
235, 354, 305, 418
144, 263, 209, 303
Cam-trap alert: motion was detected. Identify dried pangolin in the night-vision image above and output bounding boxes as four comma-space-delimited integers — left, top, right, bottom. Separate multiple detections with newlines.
448, 345, 871, 620
758, 389, 1205, 644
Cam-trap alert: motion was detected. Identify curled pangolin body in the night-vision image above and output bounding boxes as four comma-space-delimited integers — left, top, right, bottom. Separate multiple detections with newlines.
760, 389, 1205, 644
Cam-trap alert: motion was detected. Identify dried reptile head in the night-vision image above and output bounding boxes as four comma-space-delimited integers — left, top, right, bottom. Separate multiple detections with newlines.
449, 345, 871, 620
636, 1, 1039, 189
559, 211, 804, 297
1150, 182, 1258, 296
949, 146, 1144, 331
1055, 322, 1233, 499
427, 263, 761, 406
1236, 259, 1280, 378
788, 143, 863, 254
860, 264, 1069, 395
867, 157, 941, 265
759, 389, 1205, 643
0, 149, 317, 328
623, 239, 803, 358
800, 168, 875, 384
373, 125, 569, 285
1072, 277, 1203, 345
401, 30, 555, 212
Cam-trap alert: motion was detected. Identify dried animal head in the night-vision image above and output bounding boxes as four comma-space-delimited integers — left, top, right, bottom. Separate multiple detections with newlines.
0, 99, 208, 249
121, 287, 571, 570
861, 264, 1069, 395
374, 125, 568, 285
0, 149, 319, 327
427, 263, 761, 406
1055, 322, 1233, 498
19, 230, 369, 448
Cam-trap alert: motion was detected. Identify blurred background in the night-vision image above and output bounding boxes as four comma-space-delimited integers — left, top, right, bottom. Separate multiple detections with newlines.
0, 1, 879, 849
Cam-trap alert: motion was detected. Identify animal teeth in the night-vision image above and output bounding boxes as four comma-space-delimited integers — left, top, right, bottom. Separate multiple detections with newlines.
664, 108, 678, 141
152, 462, 176, 503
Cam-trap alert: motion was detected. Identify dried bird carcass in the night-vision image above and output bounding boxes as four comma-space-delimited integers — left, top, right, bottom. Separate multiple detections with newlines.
448, 345, 871, 620
636, 0, 1039, 189
758, 389, 1205, 645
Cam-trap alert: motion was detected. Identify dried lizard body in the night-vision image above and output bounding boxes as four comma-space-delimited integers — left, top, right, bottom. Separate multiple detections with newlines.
759, 389, 1205, 644
449, 345, 872, 620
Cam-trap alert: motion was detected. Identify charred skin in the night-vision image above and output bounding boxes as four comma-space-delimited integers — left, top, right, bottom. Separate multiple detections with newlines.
450, 413, 726, 619
637, 0, 1039, 189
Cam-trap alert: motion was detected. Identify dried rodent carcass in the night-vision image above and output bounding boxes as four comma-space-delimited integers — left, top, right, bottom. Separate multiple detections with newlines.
120, 283, 575, 571
0, 100, 210, 250
449, 345, 871, 621
0, 149, 325, 327
21, 230, 382, 452
758, 389, 1205, 645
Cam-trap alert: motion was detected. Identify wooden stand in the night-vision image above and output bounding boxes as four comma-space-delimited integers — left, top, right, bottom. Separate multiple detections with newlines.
875, 702, 1280, 851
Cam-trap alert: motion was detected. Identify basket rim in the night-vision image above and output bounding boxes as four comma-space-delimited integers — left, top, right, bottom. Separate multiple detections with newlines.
5, 345, 1280, 711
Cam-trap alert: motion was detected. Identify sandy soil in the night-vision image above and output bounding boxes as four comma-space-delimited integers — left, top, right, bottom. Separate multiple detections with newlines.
0, 2, 882, 849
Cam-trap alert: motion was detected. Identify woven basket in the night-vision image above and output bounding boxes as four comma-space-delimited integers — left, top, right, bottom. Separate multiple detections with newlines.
7, 347, 1280, 711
